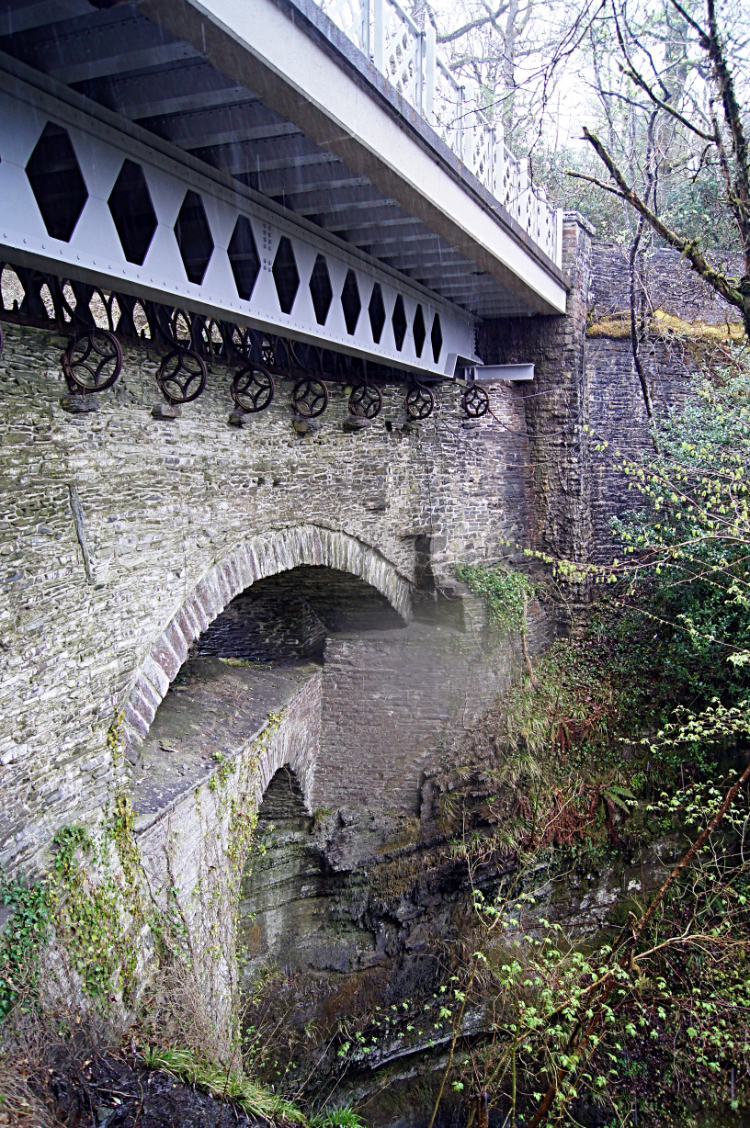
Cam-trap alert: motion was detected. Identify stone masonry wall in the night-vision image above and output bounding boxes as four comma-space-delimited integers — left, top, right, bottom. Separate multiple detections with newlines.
135, 670, 323, 1029
479, 213, 595, 620
585, 241, 738, 562
316, 606, 524, 815
0, 319, 535, 875
586, 337, 693, 563
590, 243, 744, 324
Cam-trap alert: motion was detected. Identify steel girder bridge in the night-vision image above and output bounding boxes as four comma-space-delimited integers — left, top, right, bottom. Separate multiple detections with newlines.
0, 0, 568, 420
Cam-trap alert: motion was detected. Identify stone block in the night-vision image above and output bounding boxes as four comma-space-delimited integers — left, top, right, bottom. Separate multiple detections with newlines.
193, 578, 220, 622
150, 636, 181, 683
179, 601, 203, 642
60, 393, 100, 414
174, 607, 198, 648
124, 701, 149, 739
142, 654, 170, 698
134, 674, 160, 717
184, 594, 209, 635
164, 621, 189, 664
213, 565, 233, 605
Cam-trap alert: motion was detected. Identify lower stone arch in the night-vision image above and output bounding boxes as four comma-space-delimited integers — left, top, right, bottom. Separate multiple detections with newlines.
122, 525, 411, 751
237, 764, 318, 990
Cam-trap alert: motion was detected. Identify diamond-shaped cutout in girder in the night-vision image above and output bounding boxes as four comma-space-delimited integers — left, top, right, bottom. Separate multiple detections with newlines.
413, 304, 426, 357
228, 216, 260, 301
392, 294, 407, 352
272, 236, 299, 314
108, 160, 157, 265
369, 283, 386, 343
26, 122, 88, 243
341, 269, 361, 335
431, 313, 443, 362
175, 190, 213, 285
309, 254, 333, 324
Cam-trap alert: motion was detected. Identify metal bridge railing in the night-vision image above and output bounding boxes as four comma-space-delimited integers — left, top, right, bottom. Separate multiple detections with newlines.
318, 0, 563, 267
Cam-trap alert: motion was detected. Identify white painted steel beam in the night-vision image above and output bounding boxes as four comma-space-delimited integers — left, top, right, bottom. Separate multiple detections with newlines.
137, 0, 568, 316
0, 64, 477, 377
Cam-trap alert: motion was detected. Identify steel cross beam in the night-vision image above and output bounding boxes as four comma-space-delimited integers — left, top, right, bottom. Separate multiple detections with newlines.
0, 59, 478, 378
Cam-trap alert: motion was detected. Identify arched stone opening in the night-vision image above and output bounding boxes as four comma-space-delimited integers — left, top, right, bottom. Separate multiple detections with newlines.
193, 565, 405, 665
123, 525, 410, 755
237, 765, 320, 992
130, 562, 406, 826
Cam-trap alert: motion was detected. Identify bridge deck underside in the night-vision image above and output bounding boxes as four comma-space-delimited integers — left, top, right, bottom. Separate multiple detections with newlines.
0, 0, 545, 319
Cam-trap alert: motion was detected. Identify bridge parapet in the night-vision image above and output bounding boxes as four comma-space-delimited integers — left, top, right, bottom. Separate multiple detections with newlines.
319, 0, 562, 265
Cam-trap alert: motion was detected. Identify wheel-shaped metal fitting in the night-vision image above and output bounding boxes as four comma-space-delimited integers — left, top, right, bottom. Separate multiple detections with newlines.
156, 349, 207, 404
405, 383, 435, 420
348, 382, 383, 420
462, 384, 490, 418
260, 335, 276, 369
292, 376, 329, 418
61, 328, 123, 392
231, 364, 275, 413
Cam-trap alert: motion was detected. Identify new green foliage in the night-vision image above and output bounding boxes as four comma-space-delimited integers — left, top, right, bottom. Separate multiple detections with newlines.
455, 563, 537, 634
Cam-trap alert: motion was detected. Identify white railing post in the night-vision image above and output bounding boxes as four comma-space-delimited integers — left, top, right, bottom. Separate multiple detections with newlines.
455, 85, 464, 162
487, 126, 494, 196
492, 120, 503, 199
416, 30, 424, 114
425, 22, 435, 123
361, 0, 371, 58
463, 81, 477, 173
556, 207, 564, 269
519, 156, 529, 228
373, 0, 384, 73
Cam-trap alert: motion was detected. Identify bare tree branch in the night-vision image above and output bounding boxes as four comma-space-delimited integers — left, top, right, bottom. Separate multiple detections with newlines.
580, 126, 748, 331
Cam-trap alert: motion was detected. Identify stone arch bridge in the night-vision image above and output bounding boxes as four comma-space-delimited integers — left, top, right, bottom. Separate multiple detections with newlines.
0, 0, 599, 1036
0, 319, 555, 876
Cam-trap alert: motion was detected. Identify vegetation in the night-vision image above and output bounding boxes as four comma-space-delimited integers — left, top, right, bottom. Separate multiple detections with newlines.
418, 353, 750, 1125
142, 1046, 308, 1122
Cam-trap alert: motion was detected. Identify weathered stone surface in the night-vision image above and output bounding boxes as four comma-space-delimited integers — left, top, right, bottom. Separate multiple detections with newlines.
60, 393, 100, 414
0, 319, 535, 873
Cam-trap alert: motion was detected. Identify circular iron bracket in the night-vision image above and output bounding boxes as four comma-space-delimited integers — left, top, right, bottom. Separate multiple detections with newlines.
348, 382, 383, 420
231, 364, 275, 413
261, 334, 280, 371
62, 328, 123, 393
156, 349, 207, 404
292, 376, 329, 418
405, 384, 435, 420
463, 384, 490, 418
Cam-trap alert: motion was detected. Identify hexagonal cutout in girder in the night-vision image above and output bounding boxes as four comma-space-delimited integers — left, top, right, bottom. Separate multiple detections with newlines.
309, 254, 333, 324
108, 160, 157, 265
174, 190, 214, 285
26, 122, 88, 243
341, 269, 361, 335
392, 294, 407, 352
413, 304, 426, 357
272, 236, 299, 314
227, 216, 261, 301
369, 283, 386, 343
431, 313, 443, 362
